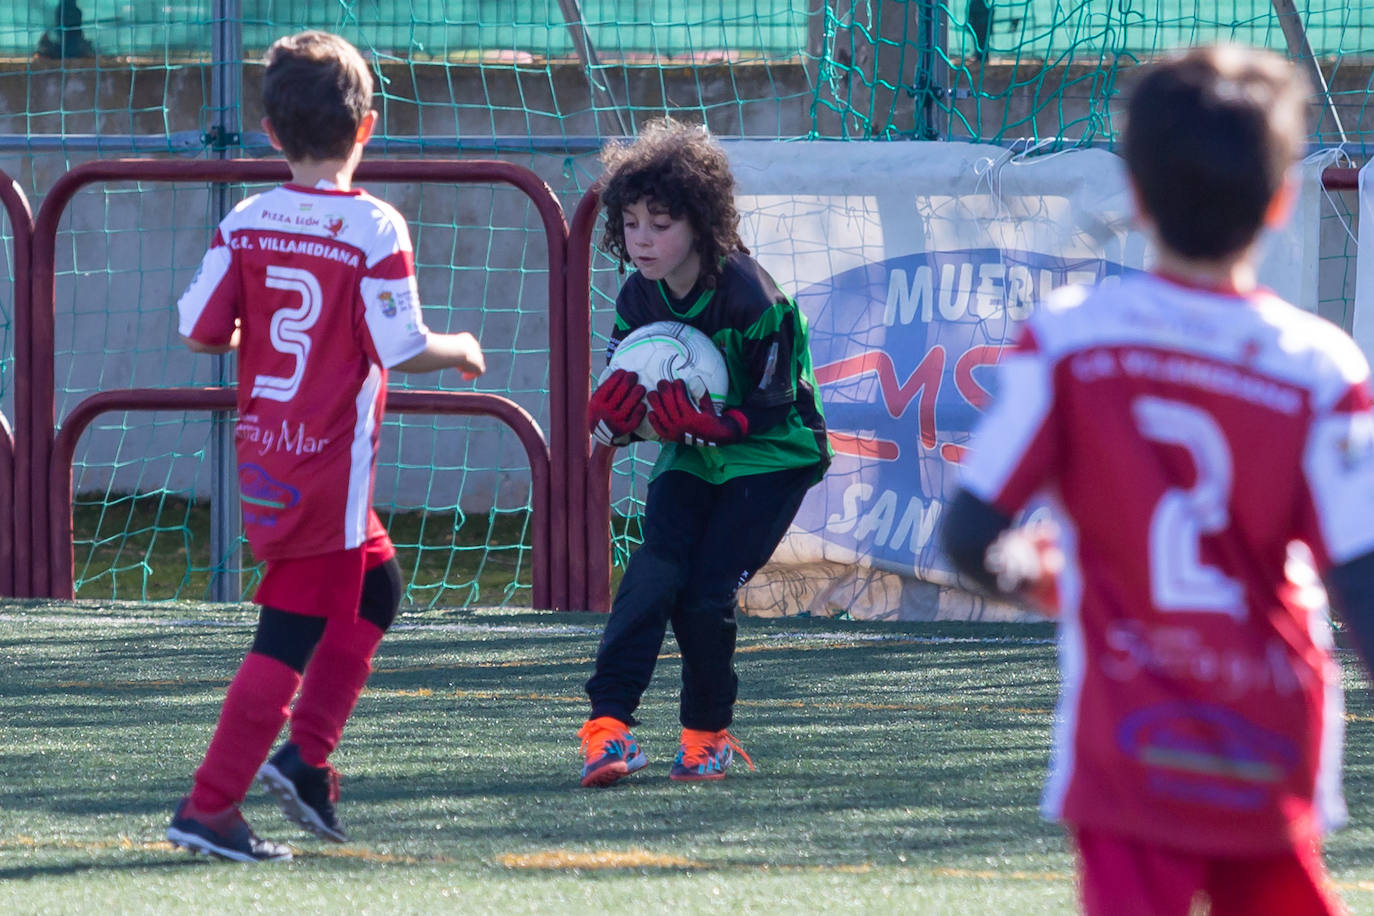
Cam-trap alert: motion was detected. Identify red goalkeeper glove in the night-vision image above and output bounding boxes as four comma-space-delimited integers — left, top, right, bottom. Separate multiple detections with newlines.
588, 368, 647, 447
646, 378, 748, 448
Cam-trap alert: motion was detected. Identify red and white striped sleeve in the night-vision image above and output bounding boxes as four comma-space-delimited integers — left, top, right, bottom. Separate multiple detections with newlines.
176, 226, 239, 346
1299, 354, 1374, 569
357, 198, 430, 369
958, 322, 1061, 516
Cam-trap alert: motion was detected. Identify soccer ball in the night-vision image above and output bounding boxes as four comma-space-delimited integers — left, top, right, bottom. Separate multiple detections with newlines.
597, 320, 731, 441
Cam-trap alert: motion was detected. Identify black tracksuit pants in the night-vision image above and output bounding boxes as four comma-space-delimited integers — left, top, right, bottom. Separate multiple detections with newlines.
585, 463, 817, 731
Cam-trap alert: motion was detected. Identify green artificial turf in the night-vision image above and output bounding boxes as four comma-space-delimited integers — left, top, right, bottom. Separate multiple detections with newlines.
1, 602, 1372, 914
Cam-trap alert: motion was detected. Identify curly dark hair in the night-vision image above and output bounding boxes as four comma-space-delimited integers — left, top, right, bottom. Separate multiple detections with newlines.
597, 118, 747, 286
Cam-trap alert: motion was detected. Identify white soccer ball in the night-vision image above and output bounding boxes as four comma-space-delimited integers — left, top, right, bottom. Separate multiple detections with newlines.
597, 320, 731, 441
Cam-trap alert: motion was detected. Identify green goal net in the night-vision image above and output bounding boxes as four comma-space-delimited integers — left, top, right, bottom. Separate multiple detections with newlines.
45, 176, 551, 607
1, 1, 1370, 607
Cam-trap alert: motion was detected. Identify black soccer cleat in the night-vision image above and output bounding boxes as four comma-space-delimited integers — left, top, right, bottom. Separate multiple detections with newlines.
166, 796, 292, 863
256, 742, 348, 843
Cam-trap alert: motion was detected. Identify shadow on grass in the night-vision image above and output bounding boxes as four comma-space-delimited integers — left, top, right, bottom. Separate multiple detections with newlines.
2, 610, 1073, 877
0, 856, 217, 881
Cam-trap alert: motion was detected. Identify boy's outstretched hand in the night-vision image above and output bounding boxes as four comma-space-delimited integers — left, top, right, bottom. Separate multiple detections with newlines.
985, 521, 1064, 617
647, 378, 747, 448
393, 330, 486, 378
451, 331, 485, 380
589, 368, 647, 447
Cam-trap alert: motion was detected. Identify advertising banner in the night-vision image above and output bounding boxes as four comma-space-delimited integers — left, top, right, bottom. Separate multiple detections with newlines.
1353, 160, 1374, 367
726, 141, 1324, 619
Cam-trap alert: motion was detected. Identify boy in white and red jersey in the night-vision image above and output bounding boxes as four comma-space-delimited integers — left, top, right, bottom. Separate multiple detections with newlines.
165, 30, 484, 862
942, 46, 1374, 915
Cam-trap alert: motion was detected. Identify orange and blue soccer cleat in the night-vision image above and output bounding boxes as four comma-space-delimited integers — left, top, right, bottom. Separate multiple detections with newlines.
578, 716, 648, 787
669, 728, 755, 781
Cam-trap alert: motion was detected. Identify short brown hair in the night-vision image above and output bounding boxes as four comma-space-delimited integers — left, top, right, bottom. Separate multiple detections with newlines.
262, 31, 373, 163
597, 118, 747, 286
1123, 45, 1309, 261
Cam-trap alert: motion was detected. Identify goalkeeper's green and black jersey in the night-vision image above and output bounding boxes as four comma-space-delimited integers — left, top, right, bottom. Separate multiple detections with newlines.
607, 251, 832, 485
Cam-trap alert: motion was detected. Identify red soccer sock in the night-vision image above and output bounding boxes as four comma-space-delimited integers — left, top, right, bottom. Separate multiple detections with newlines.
290, 617, 386, 767
189, 652, 300, 812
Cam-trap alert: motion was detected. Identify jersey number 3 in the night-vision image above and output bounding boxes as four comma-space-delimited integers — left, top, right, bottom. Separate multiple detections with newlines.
1132, 396, 1245, 619
251, 265, 323, 403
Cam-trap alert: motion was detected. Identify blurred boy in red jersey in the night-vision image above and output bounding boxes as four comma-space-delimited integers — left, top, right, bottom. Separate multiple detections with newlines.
943, 46, 1374, 915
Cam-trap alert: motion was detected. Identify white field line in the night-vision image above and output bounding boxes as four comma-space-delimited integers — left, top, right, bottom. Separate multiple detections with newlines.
767, 630, 1056, 646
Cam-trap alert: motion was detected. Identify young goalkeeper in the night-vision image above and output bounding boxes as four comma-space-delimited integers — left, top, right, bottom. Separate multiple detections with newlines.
942, 46, 1374, 915
579, 119, 831, 787
166, 30, 485, 862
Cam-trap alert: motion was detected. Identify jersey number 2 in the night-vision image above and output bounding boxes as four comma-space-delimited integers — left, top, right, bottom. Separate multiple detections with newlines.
1132, 396, 1245, 619
251, 265, 323, 403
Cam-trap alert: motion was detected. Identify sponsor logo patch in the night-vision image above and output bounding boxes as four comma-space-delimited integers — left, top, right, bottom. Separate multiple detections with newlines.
1117, 701, 1298, 810
238, 462, 301, 511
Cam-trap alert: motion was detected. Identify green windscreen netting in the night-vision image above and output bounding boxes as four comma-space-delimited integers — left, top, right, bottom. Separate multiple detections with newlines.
4, 3, 1372, 144
0, 2, 1370, 606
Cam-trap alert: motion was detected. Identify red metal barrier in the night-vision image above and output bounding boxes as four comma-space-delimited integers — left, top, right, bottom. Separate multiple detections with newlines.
584, 443, 616, 613
28, 159, 569, 607
0, 172, 31, 597
0, 411, 13, 597
49, 388, 551, 607
1322, 167, 1357, 191
567, 188, 602, 611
